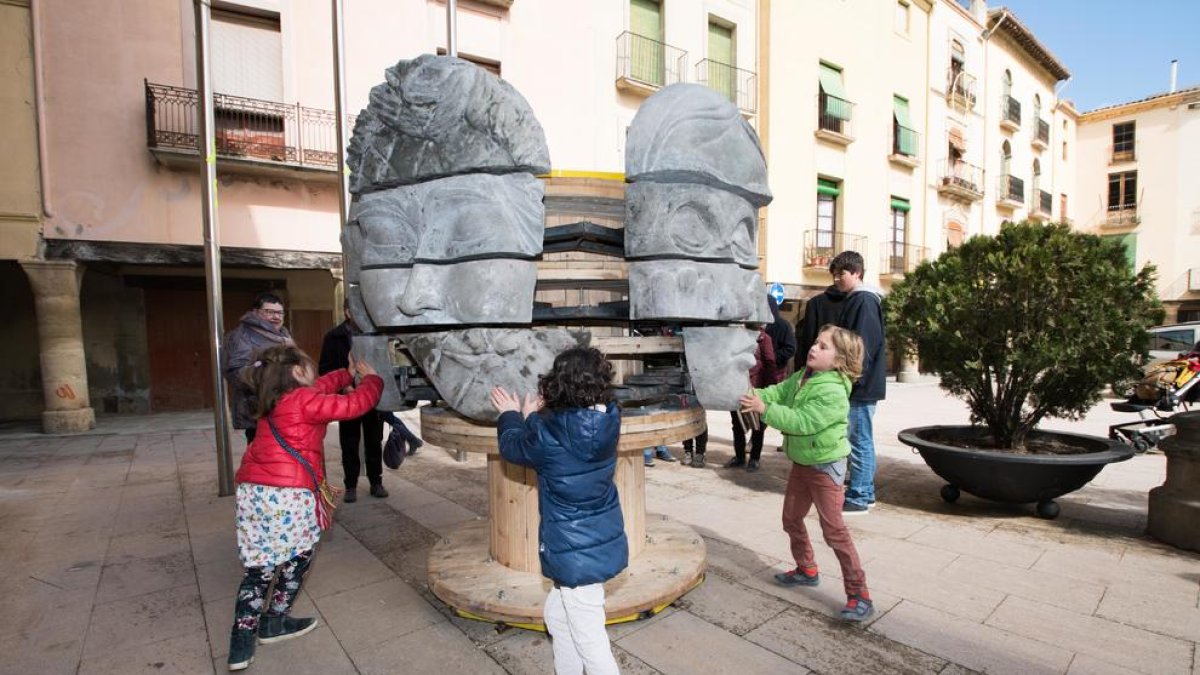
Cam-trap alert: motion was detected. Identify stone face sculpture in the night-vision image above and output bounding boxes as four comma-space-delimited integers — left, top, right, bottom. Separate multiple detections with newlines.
347, 54, 551, 194
405, 329, 590, 421
345, 55, 575, 422
625, 83, 773, 409
682, 327, 759, 410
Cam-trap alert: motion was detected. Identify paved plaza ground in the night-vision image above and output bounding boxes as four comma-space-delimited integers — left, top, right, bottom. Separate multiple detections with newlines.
0, 377, 1196, 674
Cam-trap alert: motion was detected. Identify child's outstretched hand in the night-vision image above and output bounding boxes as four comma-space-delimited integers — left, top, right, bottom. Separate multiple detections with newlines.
739, 392, 765, 415
350, 352, 377, 378
520, 393, 543, 419
490, 387, 521, 414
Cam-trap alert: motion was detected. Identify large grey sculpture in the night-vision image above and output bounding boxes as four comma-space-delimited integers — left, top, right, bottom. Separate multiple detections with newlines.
344, 55, 569, 422
347, 54, 550, 194
625, 83, 773, 409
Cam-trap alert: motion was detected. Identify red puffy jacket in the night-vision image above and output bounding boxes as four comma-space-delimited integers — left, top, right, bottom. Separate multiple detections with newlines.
235, 370, 383, 489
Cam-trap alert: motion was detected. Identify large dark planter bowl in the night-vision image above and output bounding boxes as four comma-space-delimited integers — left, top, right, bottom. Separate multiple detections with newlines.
897, 426, 1136, 518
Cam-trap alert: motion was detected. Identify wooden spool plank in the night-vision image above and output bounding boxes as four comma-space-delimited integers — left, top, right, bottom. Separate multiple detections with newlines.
591, 335, 683, 356
428, 516, 705, 627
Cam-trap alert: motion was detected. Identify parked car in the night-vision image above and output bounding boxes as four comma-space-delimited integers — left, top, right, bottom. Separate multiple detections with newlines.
1148, 322, 1200, 362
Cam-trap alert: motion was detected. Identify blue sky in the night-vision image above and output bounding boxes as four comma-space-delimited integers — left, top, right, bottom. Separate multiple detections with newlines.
996, 0, 1200, 111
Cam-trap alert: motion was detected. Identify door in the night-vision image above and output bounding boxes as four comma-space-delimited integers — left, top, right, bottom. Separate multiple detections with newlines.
707, 21, 735, 103
145, 287, 256, 411
630, 0, 663, 85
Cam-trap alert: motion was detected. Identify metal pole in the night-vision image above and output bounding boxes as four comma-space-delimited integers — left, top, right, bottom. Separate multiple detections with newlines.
332, 0, 350, 222
194, 0, 234, 496
446, 0, 458, 58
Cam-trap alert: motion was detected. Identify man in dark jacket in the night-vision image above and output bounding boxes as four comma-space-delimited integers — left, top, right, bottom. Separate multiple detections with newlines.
223, 292, 293, 443
766, 295, 798, 374
797, 251, 885, 515
319, 303, 386, 502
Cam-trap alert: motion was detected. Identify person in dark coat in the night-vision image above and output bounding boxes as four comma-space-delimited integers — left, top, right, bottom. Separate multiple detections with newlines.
319, 302, 387, 502
491, 347, 626, 675
223, 292, 294, 443
766, 295, 798, 375
797, 251, 886, 515
726, 328, 777, 472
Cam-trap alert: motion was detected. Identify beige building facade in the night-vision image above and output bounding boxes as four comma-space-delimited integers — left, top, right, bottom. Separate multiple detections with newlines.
1075, 85, 1200, 323
759, 0, 1074, 306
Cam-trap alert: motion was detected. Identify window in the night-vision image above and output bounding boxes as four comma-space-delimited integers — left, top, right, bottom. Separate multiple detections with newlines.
1062, 139, 1068, 161
946, 221, 965, 249
1102, 233, 1137, 272
1113, 121, 1136, 161
436, 48, 502, 76
1033, 94, 1041, 120
629, 0, 663, 85
1001, 140, 1012, 175
1108, 171, 1137, 212
211, 9, 283, 101
818, 62, 851, 133
895, 1, 910, 35
815, 179, 840, 263
1032, 158, 1041, 192
707, 19, 737, 103
889, 197, 910, 274
893, 95, 917, 156
1060, 193, 1068, 220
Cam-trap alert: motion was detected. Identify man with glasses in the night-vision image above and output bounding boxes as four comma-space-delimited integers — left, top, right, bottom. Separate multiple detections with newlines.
797, 251, 885, 515
223, 292, 294, 443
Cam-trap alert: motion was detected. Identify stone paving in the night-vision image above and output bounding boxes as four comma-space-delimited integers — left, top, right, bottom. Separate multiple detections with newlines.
0, 378, 1196, 674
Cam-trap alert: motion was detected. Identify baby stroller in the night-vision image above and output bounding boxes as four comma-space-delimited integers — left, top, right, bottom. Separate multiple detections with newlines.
1109, 352, 1200, 452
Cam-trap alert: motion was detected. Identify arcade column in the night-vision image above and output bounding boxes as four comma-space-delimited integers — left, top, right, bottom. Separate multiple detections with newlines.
20, 260, 95, 433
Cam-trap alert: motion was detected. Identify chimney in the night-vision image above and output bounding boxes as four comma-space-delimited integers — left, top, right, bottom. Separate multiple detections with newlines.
1170, 59, 1179, 93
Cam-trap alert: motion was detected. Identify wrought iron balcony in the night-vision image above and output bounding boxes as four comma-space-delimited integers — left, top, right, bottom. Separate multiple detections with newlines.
936, 159, 984, 202
1000, 94, 1021, 130
1104, 203, 1140, 228
879, 242, 928, 277
615, 31, 686, 94
1033, 118, 1050, 147
144, 80, 353, 175
891, 124, 920, 166
816, 93, 854, 143
695, 59, 757, 113
945, 67, 977, 110
997, 174, 1025, 207
1032, 189, 1053, 217
803, 230, 866, 269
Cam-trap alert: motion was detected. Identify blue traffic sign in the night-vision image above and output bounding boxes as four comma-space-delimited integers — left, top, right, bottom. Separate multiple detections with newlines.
768, 282, 786, 305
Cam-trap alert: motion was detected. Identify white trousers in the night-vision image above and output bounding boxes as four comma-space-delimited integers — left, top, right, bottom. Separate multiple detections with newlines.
544, 583, 620, 675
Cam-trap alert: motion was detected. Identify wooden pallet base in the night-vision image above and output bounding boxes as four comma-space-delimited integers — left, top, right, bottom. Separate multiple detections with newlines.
428, 515, 706, 628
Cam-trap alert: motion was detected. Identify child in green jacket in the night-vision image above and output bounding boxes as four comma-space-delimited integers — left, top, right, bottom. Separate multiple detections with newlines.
739, 324, 874, 623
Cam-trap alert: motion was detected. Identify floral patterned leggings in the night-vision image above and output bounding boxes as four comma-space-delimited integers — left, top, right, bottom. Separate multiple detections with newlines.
232, 548, 315, 634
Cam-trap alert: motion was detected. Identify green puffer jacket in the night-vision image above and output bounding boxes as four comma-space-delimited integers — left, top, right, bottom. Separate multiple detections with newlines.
756, 368, 853, 466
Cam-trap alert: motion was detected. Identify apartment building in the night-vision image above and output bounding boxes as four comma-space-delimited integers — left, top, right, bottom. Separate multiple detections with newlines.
759, 0, 1073, 309
1075, 84, 1200, 323
0, 0, 763, 427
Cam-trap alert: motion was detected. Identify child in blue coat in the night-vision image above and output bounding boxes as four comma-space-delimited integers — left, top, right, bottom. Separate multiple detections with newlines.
490, 347, 626, 675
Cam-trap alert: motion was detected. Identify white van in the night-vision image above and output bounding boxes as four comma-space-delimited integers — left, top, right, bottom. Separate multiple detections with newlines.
1147, 322, 1200, 362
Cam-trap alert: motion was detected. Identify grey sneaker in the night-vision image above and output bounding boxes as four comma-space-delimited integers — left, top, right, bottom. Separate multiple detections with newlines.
257, 615, 318, 644
840, 595, 874, 623
690, 453, 705, 468
774, 567, 820, 587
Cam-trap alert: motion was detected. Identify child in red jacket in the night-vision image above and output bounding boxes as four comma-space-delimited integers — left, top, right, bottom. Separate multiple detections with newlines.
227, 345, 382, 671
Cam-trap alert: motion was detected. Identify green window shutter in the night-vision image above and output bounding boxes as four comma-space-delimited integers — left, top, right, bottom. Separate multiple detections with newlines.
890, 196, 911, 212
708, 22, 733, 65
817, 178, 841, 197
893, 95, 917, 155
707, 22, 735, 102
1103, 233, 1137, 271
631, 0, 661, 39
819, 63, 851, 121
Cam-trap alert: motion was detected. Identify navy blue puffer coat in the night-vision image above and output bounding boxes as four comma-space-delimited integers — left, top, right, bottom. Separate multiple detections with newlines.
496, 403, 628, 587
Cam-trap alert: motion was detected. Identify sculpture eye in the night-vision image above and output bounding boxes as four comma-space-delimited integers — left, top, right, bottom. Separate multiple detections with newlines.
669, 203, 718, 258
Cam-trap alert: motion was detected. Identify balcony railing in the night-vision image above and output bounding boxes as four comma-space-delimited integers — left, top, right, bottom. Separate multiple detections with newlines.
1001, 94, 1021, 128
1034, 118, 1050, 146
998, 174, 1025, 205
945, 67, 977, 110
936, 159, 984, 201
145, 81, 352, 171
695, 59, 757, 113
615, 31, 686, 92
879, 242, 928, 277
1105, 204, 1139, 227
1034, 189, 1052, 216
1110, 142, 1137, 163
817, 93, 854, 138
892, 124, 920, 158
803, 229, 866, 269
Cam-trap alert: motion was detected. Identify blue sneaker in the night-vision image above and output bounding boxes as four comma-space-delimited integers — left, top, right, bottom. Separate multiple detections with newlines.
840, 595, 874, 622
773, 567, 820, 587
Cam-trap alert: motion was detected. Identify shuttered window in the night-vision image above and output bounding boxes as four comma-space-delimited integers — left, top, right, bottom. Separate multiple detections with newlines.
211, 9, 283, 102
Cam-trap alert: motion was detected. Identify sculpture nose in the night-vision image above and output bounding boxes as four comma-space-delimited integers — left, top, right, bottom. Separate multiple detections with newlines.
398, 265, 443, 316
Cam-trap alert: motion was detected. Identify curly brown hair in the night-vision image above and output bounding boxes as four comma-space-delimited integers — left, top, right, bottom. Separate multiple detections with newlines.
240, 345, 317, 417
538, 347, 615, 410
